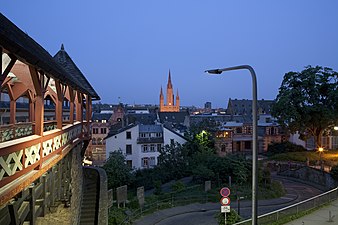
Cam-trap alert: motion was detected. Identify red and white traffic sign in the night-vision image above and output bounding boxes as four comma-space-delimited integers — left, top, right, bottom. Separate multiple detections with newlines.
220, 197, 231, 206
220, 187, 231, 197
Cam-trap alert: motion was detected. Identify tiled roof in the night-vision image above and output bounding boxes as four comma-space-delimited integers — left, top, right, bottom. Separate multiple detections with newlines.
53, 45, 100, 100
0, 13, 99, 99
227, 98, 275, 115
105, 123, 137, 139
158, 111, 189, 124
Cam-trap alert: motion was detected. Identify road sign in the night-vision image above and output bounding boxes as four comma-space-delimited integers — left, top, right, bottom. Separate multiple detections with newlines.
220, 187, 231, 197
221, 205, 231, 213
220, 197, 231, 206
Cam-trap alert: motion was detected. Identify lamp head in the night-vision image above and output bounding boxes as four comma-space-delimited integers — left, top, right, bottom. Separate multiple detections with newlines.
318, 147, 324, 152
205, 69, 222, 74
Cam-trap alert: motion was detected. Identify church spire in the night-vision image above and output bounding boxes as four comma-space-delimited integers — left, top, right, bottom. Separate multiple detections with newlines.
160, 86, 163, 97
167, 69, 172, 89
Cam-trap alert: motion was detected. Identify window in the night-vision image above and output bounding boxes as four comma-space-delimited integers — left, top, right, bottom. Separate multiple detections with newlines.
101, 128, 107, 134
126, 145, 132, 155
97, 138, 103, 145
149, 157, 156, 167
142, 157, 149, 168
93, 128, 99, 134
142, 145, 148, 153
221, 144, 226, 152
245, 141, 251, 149
157, 144, 162, 152
92, 138, 96, 145
126, 131, 131, 139
102, 120, 107, 123
150, 144, 155, 152
126, 160, 132, 168
170, 139, 175, 145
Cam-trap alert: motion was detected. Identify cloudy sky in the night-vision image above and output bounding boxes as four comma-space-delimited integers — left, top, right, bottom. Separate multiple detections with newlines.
2, 1, 338, 108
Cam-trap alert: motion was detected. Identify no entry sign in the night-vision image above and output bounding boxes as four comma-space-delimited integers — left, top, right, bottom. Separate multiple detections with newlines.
220, 187, 230, 197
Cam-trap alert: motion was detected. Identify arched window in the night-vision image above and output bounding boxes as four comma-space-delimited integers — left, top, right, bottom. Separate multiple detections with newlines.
92, 138, 96, 145
97, 138, 103, 145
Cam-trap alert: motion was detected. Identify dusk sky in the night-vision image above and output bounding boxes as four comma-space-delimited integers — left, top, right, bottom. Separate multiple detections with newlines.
2, 1, 338, 108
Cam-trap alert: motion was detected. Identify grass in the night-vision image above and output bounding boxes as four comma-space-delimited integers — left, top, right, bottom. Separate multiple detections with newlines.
268, 149, 338, 166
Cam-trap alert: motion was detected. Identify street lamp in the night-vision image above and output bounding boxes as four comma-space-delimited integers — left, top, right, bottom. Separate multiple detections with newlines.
318, 147, 324, 170
205, 65, 258, 225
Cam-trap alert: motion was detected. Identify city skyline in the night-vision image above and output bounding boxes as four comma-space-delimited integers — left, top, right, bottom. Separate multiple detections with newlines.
2, 1, 338, 108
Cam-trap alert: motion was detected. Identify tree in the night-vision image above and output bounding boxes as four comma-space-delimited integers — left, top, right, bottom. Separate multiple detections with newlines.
272, 66, 338, 149
102, 151, 133, 190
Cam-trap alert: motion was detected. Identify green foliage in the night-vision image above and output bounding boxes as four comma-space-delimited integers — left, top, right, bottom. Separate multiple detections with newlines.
267, 141, 306, 155
154, 180, 162, 195
272, 65, 338, 148
108, 207, 130, 225
330, 164, 338, 180
216, 209, 241, 225
171, 181, 185, 192
102, 151, 133, 190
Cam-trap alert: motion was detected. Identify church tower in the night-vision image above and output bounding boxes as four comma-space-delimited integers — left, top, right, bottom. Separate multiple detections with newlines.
159, 70, 180, 112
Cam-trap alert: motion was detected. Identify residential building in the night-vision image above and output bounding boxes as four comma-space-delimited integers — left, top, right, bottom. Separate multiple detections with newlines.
105, 123, 187, 169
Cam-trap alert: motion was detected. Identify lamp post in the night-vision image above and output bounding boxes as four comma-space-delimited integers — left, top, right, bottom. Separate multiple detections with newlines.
205, 65, 258, 225
318, 147, 324, 170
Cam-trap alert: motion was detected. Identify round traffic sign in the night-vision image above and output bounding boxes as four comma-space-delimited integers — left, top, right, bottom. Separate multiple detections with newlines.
220, 197, 231, 206
220, 187, 231, 197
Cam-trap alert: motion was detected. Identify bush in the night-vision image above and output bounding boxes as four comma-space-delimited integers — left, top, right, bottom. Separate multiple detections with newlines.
171, 181, 185, 192
267, 141, 306, 155
216, 209, 241, 224
330, 164, 338, 180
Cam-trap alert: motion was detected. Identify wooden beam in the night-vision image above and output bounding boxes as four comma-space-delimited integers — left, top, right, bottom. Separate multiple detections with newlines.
29, 66, 44, 136
55, 80, 63, 129
76, 91, 83, 122
0, 53, 17, 86
68, 86, 75, 124
9, 99, 16, 124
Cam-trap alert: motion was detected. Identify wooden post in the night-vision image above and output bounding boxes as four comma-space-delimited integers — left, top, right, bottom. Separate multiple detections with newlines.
55, 80, 63, 129
29, 66, 44, 136
76, 91, 83, 122
85, 94, 91, 137
8, 203, 19, 225
9, 99, 16, 124
68, 87, 75, 124
29, 185, 36, 224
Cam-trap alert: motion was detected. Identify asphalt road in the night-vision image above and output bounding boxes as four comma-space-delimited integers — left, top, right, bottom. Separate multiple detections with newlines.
153, 176, 323, 225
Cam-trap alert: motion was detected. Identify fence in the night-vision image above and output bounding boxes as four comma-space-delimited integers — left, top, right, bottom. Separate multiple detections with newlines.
119, 184, 215, 224
233, 187, 338, 225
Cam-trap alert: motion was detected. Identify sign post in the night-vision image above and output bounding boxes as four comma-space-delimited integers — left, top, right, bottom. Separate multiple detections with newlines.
220, 187, 231, 225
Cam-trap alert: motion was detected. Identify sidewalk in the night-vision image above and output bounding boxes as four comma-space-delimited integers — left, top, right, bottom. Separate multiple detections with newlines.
283, 199, 338, 225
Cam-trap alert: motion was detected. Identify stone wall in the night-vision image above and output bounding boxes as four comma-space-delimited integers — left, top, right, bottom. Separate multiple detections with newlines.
71, 143, 84, 225
278, 166, 338, 191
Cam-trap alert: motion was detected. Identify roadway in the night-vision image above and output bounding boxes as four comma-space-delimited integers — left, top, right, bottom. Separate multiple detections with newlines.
134, 175, 323, 225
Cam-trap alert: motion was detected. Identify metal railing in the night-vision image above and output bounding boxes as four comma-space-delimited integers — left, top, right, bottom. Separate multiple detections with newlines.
118, 185, 212, 224
233, 187, 338, 225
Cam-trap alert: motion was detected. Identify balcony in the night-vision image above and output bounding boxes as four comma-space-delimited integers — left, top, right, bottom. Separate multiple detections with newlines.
137, 137, 164, 144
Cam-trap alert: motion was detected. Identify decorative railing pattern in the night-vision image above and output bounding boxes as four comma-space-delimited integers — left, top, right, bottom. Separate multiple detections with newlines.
0, 122, 84, 188
0, 123, 33, 143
